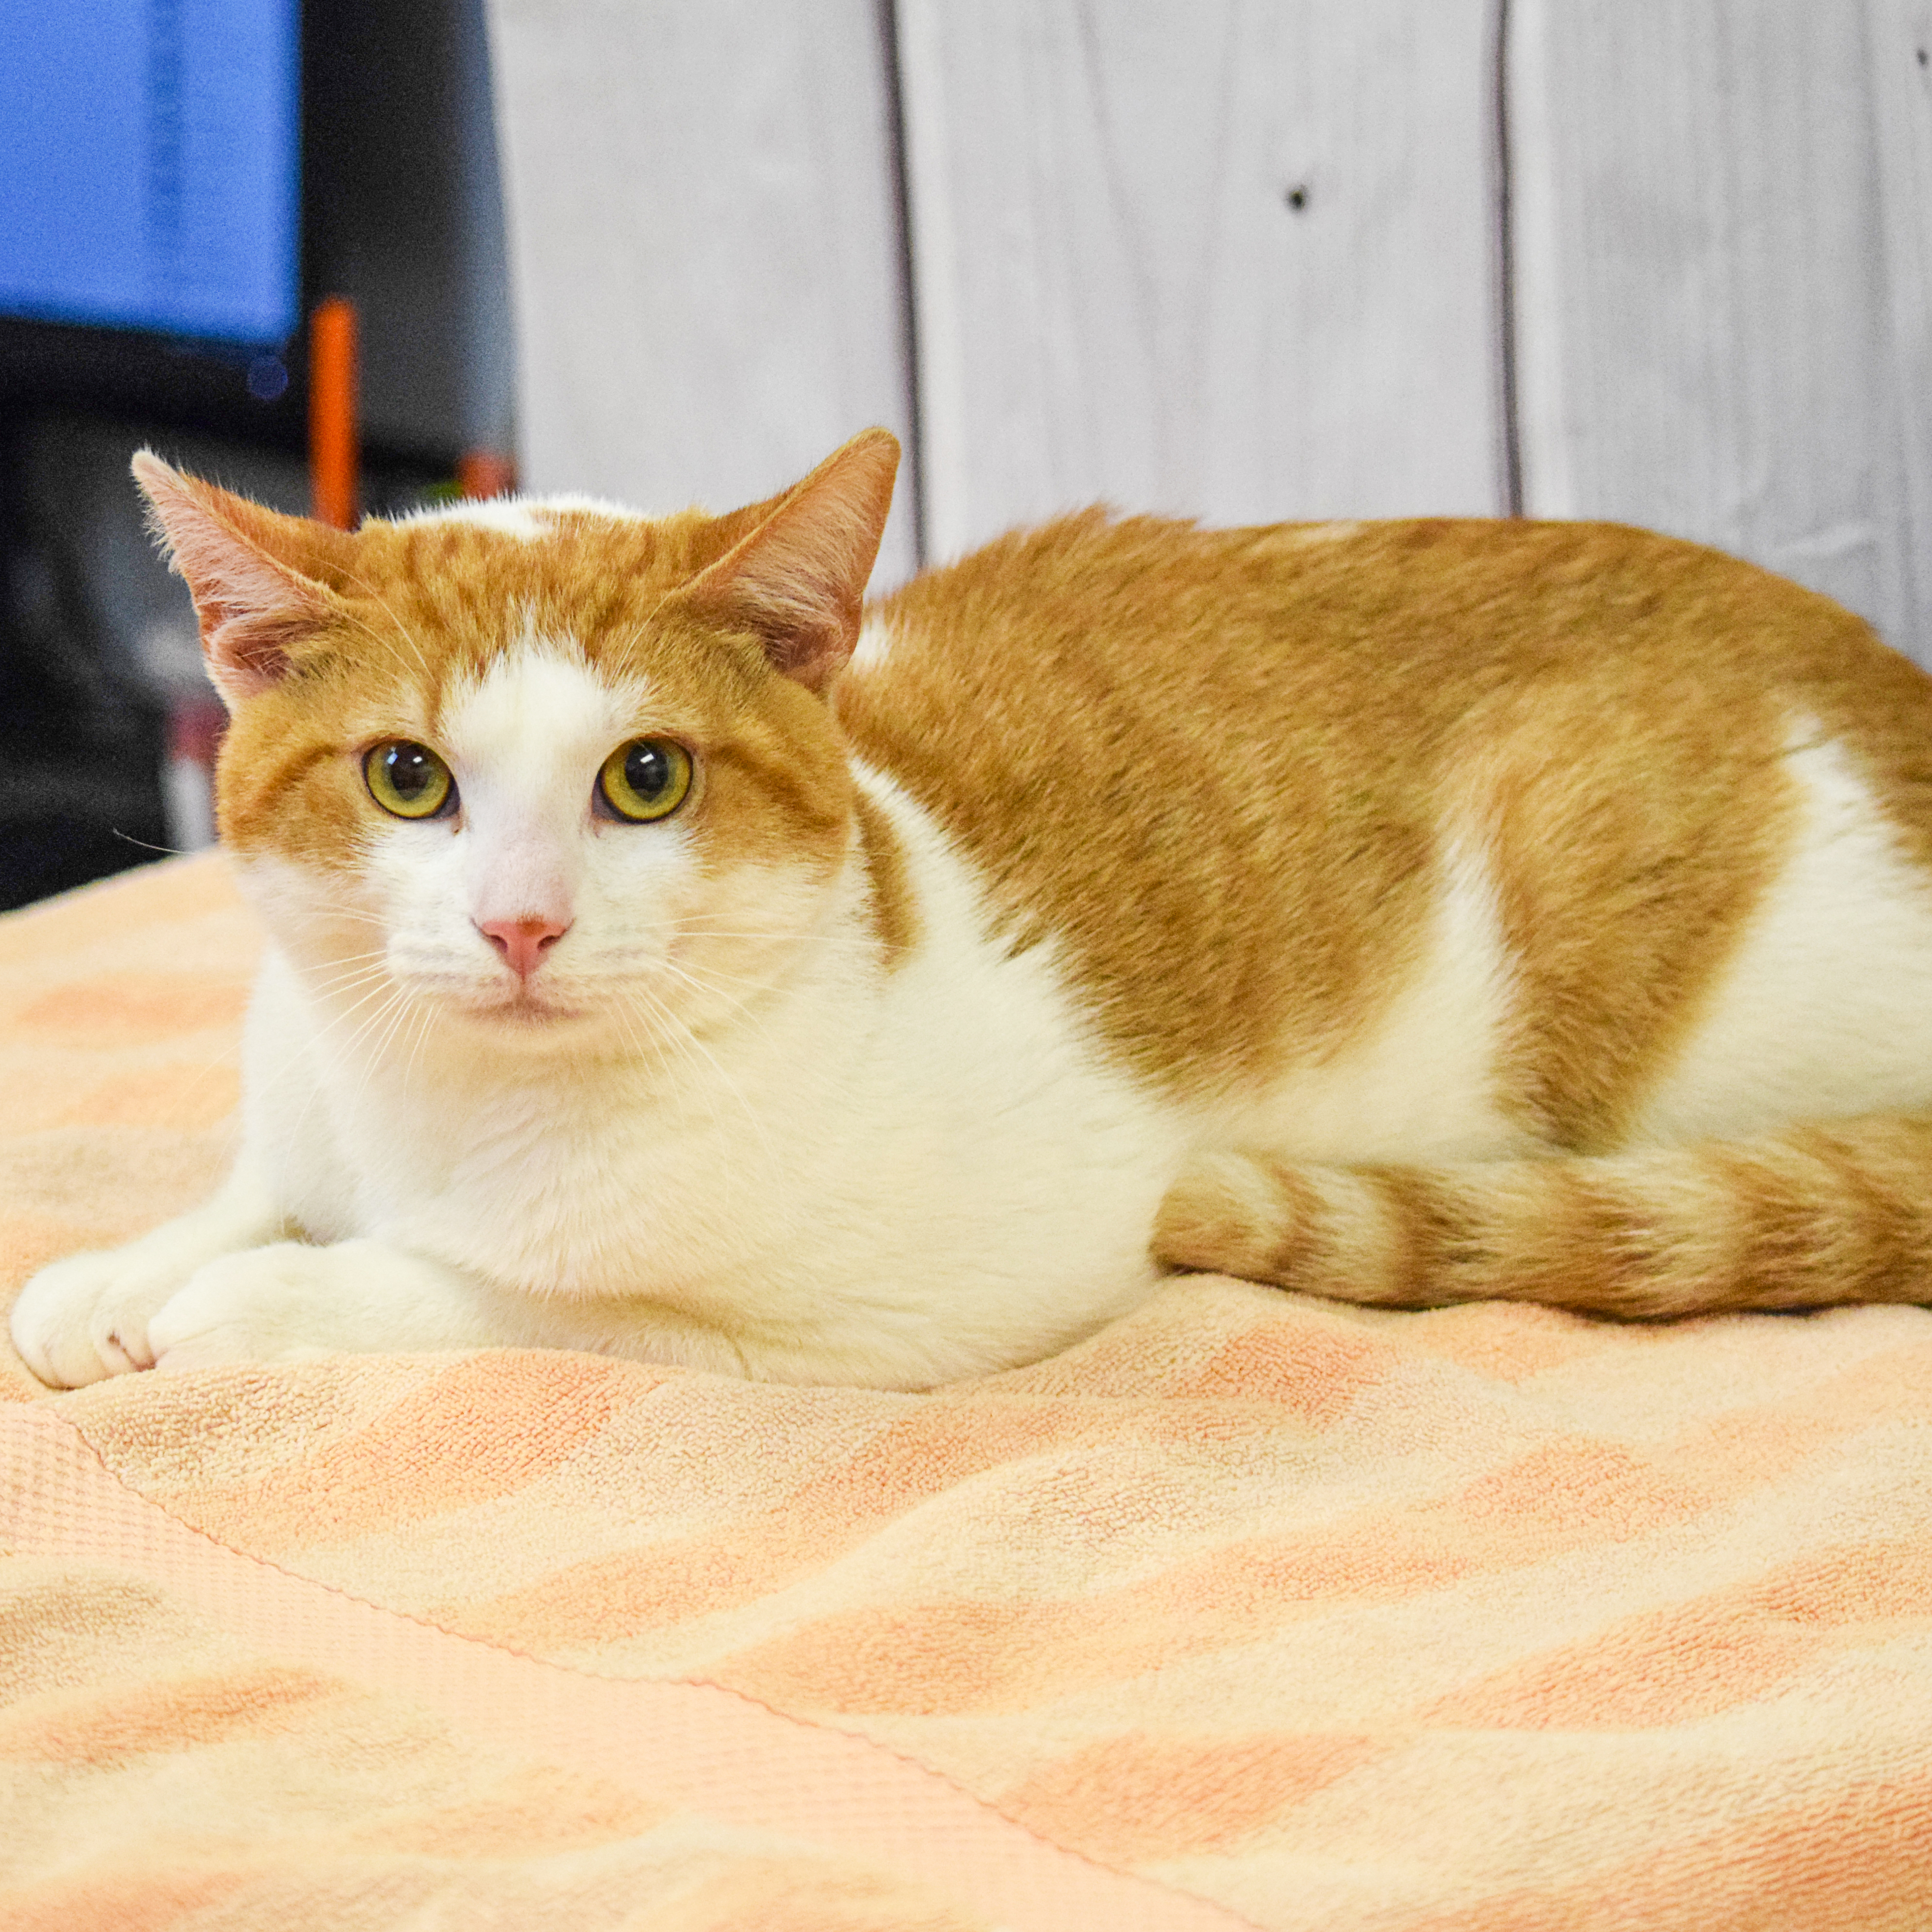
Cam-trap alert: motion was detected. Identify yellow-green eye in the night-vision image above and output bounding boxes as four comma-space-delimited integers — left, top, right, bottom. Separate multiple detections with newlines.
599, 738, 693, 822
364, 741, 454, 819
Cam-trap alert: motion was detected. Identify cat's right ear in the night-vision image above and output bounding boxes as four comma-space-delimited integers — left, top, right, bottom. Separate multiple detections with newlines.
131, 451, 345, 710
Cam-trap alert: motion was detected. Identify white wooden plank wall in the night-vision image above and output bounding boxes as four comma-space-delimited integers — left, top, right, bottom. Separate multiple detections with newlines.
485, 2, 1929, 662
1509, 0, 1932, 665
1868, 0, 1932, 666
483, 0, 919, 584
895, 0, 1505, 561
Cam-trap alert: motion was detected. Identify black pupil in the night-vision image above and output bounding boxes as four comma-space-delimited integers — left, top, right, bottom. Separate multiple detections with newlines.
625, 742, 671, 799
387, 745, 436, 801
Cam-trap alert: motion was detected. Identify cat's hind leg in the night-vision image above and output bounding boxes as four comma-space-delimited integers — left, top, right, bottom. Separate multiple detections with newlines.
11, 1158, 290, 1386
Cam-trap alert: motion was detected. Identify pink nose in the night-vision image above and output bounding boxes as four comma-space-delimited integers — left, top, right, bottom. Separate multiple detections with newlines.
477, 915, 570, 980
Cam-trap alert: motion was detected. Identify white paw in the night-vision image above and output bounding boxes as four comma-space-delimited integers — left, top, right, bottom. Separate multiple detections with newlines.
146, 1244, 349, 1371
11, 1234, 221, 1388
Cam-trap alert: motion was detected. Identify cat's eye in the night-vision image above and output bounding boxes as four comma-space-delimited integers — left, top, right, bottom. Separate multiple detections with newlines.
364, 741, 455, 820
599, 738, 693, 822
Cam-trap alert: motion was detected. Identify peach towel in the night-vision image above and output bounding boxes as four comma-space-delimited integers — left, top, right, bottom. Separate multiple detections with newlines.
2, 855, 1931, 1929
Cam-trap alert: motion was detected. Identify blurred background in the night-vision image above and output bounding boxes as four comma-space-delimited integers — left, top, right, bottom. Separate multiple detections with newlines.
3, 0, 1928, 909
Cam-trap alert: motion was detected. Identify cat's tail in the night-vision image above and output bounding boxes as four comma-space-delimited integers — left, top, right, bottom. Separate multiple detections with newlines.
1152, 1113, 1932, 1316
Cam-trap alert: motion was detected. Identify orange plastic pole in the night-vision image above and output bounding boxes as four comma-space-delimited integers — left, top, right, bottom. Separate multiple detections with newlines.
309, 297, 359, 529
458, 448, 517, 500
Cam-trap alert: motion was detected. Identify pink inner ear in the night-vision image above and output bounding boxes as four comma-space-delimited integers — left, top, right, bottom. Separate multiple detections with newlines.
133, 451, 331, 706
723, 519, 865, 683
196, 568, 328, 702
682, 429, 899, 693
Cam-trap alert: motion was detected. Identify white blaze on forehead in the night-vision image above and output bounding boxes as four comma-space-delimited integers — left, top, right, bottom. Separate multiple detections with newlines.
398, 498, 549, 539
393, 494, 648, 540
440, 645, 652, 926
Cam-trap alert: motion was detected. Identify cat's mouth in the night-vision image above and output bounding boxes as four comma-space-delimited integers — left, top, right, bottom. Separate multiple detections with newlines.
467, 983, 586, 1027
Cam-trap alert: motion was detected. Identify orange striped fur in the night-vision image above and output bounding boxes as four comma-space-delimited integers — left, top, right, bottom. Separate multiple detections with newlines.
1157, 1116, 1932, 1317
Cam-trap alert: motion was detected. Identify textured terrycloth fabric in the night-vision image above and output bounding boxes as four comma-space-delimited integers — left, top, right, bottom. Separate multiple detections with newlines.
3, 855, 1932, 1929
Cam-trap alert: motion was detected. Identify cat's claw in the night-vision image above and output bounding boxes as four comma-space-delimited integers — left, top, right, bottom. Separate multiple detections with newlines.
11, 1244, 191, 1388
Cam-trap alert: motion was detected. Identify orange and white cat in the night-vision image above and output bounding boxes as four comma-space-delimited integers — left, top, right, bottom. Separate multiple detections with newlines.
14, 429, 1932, 1390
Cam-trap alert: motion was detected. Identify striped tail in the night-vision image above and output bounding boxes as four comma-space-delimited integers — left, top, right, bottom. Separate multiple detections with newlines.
1152, 1115, 1932, 1317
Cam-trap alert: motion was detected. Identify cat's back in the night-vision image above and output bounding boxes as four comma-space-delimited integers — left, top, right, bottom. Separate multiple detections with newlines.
835, 513, 1932, 1147
846, 511, 1930, 779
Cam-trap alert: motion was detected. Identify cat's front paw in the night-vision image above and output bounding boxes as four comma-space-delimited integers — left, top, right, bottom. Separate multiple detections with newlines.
12, 1239, 213, 1388
145, 1243, 352, 1371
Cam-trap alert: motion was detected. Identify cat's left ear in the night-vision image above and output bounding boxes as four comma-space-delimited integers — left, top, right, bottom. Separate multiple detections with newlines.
132, 451, 347, 710
675, 428, 899, 694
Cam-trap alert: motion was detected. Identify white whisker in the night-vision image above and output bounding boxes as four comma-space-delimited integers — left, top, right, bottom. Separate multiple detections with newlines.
623, 979, 781, 1179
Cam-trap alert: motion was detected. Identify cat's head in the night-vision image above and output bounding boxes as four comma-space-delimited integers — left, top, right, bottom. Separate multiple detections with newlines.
134, 430, 899, 1051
